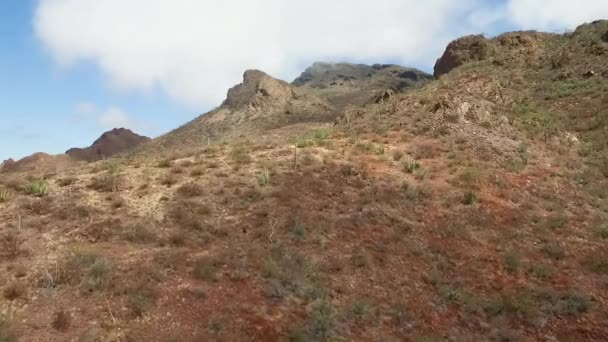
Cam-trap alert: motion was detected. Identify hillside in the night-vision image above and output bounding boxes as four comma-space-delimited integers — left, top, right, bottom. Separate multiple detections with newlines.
1, 20, 607, 341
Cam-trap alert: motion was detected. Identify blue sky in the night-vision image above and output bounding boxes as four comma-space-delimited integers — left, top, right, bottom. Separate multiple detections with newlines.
1, 0, 606, 161
0, 1, 198, 161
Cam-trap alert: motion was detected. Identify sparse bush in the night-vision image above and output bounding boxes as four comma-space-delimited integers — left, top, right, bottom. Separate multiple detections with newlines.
541, 243, 566, 260
583, 254, 608, 274
462, 191, 479, 205
52, 310, 71, 332
0, 314, 18, 342
160, 174, 179, 187
23, 179, 48, 197
309, 300, 339, 340
530, 264, 555, 279
3, 282, 26, 301
176, 182, 205, 198
597, 226, 608, 239
257, 169, 272, 187
157, 158, 173, 168
0, 188, 10, 203
58, 177, 77, 187
125, 223, 155, 244
402, 159, 420, 174
374, 144, 385, 155
392, 150, 404, 161
128, 284, 159, 317
190, 168, 205, 177
89, 173, 124, 192
167, 199, 211, 231
503, 253, 520, 273
230, 145, 252, 164
313, 128, 332, 141
1, 230, 25, 258
193, 257, 219, 281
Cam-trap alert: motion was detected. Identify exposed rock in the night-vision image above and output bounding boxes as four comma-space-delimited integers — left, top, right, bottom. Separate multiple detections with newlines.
433, 35, 493, 78
293, 62, 431, 91
583, 70, 596, 78
66, 128, 151, 162
223, 70, 295, 112
374, 89, 395, 104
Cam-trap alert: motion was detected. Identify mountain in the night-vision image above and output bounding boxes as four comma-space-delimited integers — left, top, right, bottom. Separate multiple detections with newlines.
66, 128, 151, 162
1, 20, 608, 342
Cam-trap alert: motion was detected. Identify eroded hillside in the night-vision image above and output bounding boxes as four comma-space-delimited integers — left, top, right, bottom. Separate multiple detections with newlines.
1, 21, 607, 342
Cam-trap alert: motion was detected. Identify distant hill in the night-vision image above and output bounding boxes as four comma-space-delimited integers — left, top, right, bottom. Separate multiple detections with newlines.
66, 128, 150, 162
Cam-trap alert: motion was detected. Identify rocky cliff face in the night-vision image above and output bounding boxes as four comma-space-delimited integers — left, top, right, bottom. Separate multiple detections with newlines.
66, 128, 151, 162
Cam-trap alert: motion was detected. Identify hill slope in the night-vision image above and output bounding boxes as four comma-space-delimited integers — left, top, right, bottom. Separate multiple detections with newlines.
0, 21, 607, 341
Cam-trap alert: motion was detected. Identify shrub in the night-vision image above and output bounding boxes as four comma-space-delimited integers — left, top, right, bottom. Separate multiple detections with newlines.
1, 230, 24, 258
597, 226, 608, 239
176, 182, 205, 198
392, 150, 404, 161
462, 191, 479, 205
52, 310, 71, 332
23, 180, 48, 197
257, 169, 272, 187
583, 254, 608, 274
374, 144, 385, 155
0, 314, 18, 342
0, 188, 10, 203
190, 168, 205, 177
230, 145, 252, 164
58, 177, 77, 187
3, 282, 26, 301
88, 173, 123, 192
541, 243, 566, 260
313, 128, 332, 141
402, 159, 420, 174
193, 257, 219, 281
503, 253, 520, 273
157, 158, 173, 168
160, 174, 179, 187
128, 285, 159, 317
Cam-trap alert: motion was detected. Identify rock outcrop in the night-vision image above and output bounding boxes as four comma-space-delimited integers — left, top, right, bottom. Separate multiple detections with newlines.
433, 35, 494, 78
66, 128, 150, 162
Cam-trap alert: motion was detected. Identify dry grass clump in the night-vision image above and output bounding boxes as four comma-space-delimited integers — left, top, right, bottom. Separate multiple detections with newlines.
51, 310, 71, 332
176, 182, 205, 198
3, 281, 26, 301
167, 199, 212, 231
88, 173, 126, 192
1, 230, 25, 258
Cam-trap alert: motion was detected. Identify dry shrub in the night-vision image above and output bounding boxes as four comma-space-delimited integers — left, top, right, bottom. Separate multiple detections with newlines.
176, 182, 205, 198
190, 168, 205, 177
3, 282, 26, 301
1, 230, 25, 258
105, 193, 126, 209
412, 142, 441, 160
52, 310, 71, 332
167, 199, 211, 231
161, 174, 179, 187
88, 173, 126, 192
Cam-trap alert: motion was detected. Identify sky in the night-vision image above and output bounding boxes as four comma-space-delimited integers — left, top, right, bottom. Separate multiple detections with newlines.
1, 0, 608, 161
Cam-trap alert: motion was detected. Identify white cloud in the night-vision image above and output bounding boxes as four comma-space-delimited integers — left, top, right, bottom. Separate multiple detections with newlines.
73, 102, 140, 131
97, 107, 130, 129
34, 0, 486, 108
34, 1, 608, 109
505, 0, 608, 31
76, 101, 96, 115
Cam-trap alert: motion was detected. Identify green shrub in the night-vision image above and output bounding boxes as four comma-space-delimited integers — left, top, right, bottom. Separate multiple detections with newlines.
374, 144, 385, 155
402, 159, 420, 174
313, 128, 332, 141
541, 244, 566, 260
23, 180, 48, 197
597, 226, 608, 239
0, 188, 9, 203
257, 169, 272, 187
462, 191, 479, 205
